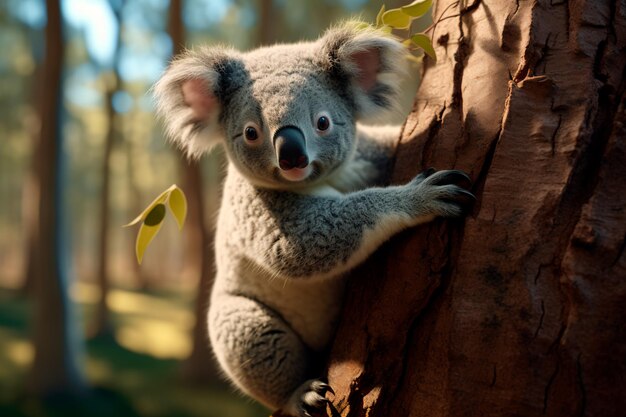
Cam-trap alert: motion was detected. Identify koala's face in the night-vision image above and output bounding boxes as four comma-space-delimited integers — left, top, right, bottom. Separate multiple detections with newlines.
218, 46, 357, 188
154, 24, 405, 190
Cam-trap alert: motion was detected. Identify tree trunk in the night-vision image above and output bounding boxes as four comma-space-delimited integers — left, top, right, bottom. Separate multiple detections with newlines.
21, 165, 39, 296
92, 0, 124, 340
168, 0, 219, 383
327, 1, 626, 416
29, 0, 88, 396
179, 163, 218, 383
257, 0, 277, 45
20, 63, 44, 296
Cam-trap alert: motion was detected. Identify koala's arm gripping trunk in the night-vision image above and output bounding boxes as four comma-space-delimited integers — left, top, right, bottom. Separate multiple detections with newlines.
253, 187, 416, 280
222, 168, 471, 281
242, 177, 459, 280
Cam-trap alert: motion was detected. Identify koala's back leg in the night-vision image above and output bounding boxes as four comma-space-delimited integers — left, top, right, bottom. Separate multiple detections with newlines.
209, 295, 326, 413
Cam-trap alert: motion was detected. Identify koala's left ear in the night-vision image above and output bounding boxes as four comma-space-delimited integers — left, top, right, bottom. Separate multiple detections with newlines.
315, 23, 407, 120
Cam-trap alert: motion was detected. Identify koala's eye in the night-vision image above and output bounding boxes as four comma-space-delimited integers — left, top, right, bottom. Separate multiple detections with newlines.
245, 126, 259, 141
242, 123, 263, 145
316, 115, 330, 132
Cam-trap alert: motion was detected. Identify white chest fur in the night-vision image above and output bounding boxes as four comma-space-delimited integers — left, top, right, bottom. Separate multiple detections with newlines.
214, 257, 346, 352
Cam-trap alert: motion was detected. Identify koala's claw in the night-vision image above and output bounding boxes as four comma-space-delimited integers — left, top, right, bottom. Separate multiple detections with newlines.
411, 169, 476, 219
412, 167, 437, 184
424, 169, 472, 189
277, 379, 333, 417
441, 187, 476, 214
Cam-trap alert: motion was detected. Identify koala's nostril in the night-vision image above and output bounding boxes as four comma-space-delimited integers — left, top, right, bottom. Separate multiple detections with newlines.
279, 159, 294, 170
296, 155, 308, 169
278, 155, 308, 170
274, 126, 309, 171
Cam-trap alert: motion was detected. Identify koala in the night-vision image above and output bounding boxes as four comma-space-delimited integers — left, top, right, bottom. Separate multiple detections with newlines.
154, 23, 474, 417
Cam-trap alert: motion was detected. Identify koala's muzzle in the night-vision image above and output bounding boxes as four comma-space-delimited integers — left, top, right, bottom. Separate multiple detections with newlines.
273, 126, 308, 171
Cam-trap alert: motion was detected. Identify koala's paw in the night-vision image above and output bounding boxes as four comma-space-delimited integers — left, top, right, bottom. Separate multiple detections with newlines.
274, 379, 333, 417
412, 169, 475, 218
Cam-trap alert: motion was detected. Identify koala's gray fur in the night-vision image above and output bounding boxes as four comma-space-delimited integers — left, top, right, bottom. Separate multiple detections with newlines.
154, 23, 474, 417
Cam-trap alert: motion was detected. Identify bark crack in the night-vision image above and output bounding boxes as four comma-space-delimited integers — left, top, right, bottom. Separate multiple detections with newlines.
471, 120, 502, 207
549, 114, 562, 156
610, 232, 626, 268
451, 0, 482, 110
543, 359, 561, 414
532, 299, 545, 339
512, 0, 520, 16
534, 32, 553, 75
576, 354, 587, 417
378, 222, 466, 417
420, 105, 446, 170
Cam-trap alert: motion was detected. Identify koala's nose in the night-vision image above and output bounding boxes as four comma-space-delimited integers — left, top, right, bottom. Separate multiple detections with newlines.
273, 126, 309, 170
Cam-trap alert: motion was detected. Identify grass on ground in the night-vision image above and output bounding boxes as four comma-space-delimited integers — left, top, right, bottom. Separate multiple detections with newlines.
0, 286, 269, 417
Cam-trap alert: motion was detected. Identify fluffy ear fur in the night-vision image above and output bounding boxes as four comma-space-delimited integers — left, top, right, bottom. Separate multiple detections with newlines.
315, 23, 407, 120
153, 47, 245, 158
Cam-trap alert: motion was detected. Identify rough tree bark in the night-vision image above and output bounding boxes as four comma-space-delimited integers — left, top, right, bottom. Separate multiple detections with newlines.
327, 1, 626, 417
29, 0, 87, 396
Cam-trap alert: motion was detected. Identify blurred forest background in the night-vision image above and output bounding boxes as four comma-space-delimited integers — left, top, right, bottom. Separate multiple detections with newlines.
0, 0, 422, 416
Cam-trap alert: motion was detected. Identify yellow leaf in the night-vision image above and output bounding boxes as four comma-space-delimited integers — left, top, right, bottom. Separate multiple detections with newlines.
382, 8, 412, 29
406, 53, 423, 65
376, 4, 386, 28
136, 221, 163, 264
167, 185, 187, 230
410, 33, 437, 61
401, 0, 432, 18
124, 184, 175, 227
354, 22, 371, 31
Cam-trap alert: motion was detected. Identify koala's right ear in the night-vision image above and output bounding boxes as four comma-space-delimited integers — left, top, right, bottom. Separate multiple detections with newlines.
153, 47, 245, 158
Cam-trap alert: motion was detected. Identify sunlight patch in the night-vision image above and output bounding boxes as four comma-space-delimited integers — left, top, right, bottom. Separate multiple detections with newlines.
116, 321, 191, 359
6, 340, 33, 367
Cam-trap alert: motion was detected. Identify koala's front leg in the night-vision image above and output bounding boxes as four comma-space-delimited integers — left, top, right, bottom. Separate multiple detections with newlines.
254, 169, 474, 280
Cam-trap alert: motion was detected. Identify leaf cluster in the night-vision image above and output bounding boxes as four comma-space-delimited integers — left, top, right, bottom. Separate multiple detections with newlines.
376, 0, 436, 62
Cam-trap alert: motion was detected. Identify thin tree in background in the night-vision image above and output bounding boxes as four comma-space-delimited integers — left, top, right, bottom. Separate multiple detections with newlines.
257, 0, 277, 45
20, 157, 39, 296
327, 1, 626, 416
20, 56, 44, 296
29, 0, 88, 396
168, 0, 218, 383
91, 0, 125, 340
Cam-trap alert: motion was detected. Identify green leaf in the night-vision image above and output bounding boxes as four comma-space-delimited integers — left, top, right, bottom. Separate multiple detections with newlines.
401, 0, 432, 18
167, 186, 187, 230
136, 221, 163, 264
381, 8, 412, 29
376, 4, 386, 28
144, 203, 166, 226
410, 33, 437, 61
124, 185, 173, 227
